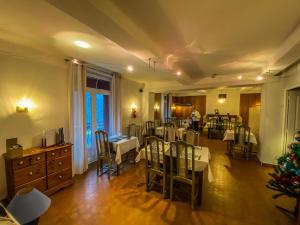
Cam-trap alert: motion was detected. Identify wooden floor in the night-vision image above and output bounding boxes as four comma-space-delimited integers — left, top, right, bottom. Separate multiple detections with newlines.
40, 136, 295, 225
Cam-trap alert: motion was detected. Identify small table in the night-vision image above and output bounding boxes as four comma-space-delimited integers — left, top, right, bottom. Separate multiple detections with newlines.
223, 129, 257, 154
155, 127, 186, 140
111, 137, 140, 175
136, 143, 213, 205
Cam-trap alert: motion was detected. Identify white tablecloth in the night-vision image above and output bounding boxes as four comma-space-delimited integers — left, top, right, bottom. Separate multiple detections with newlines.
155, 127, 186, 140
112, 137, 140, 165
155, 126, 164, 136
177, 128, 186, 140
223, 129, 257, 144
136, 143, 213, 182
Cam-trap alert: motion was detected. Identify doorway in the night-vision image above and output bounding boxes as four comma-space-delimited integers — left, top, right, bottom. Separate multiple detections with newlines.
86, 89, 110, 163
284, 87, 300, 152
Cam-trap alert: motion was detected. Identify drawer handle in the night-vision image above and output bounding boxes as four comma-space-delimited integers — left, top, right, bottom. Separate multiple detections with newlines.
18, 161, 24, 165
64, 149, 68, 153
28, 171, 33, 176
58, 175, 63, 179
51, 152, 55, 156
36, 157, 41, 160
58, 162, 62, 166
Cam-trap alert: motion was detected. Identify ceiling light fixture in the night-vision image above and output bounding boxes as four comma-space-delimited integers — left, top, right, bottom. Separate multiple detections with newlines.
176, 71, 182, 76
74, 40, 91, 48
72, 59, 79, 64
237, 75, 243, 80
256, 75, 264, 81
127, 65, 134, 72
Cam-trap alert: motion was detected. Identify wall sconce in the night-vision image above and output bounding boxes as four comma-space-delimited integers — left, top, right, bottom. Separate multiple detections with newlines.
16, 98, 34, 113
154, 104, 160, 111
171, 104, 176, 111
131, 103, 137, 118
217, 94, 226, 104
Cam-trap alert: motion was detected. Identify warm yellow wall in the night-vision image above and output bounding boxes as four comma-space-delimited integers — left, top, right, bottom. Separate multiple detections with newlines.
206, 89, 241, 115
120, 77, 144, 133
0, 55, 68, 199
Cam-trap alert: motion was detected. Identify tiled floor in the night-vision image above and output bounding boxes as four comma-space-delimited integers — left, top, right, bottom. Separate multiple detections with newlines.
40, 136, 295, 225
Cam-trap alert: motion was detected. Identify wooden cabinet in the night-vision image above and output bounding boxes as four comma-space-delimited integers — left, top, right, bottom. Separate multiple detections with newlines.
4, 144, 73, 199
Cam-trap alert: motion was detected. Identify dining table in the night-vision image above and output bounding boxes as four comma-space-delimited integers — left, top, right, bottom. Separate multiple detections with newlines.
136, 142, 213, 205
223, 129, 257, 154
155, 126, 187, 140
110, 136, 140, 175
223, 129, 257, 144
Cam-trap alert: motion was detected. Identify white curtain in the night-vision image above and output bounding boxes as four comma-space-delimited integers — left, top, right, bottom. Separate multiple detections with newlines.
68, 61, 88, 175
111, 73, 121, 136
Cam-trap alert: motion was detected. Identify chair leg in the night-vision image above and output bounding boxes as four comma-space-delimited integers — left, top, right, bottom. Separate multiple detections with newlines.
191, 183, 196, 210
170, 178, 173, 201
107, 160, 111, 180
245, 146, 249, 160
146, 170, 150, 192
162, 174, 166, 198
116, 164, 120, 176
96, 158, 100, 176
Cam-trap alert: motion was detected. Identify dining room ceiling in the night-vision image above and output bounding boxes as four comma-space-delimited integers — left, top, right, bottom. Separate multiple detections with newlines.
0, 0, 299, 89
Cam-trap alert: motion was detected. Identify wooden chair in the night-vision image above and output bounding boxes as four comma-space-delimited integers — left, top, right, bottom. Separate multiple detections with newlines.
128, 123, 138, 138
170, 141, 197, 209
95, 130, 113, 179
145, 136, 166, 197
186, 130, 201, 146
232, 125, 251, 159
164, 117, 171, 123
163, 122, 175, 142
154, 120, 162, 128
167, 127, 176, 142
145, 121, 155, 136
207, 118, 218, 139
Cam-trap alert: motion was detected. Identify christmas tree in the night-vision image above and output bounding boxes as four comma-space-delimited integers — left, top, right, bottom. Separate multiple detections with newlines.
266, 131, 300, 217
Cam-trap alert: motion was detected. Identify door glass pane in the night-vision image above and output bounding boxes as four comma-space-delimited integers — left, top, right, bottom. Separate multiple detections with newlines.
86, 92, 92, 148
85, 91, 110, 164
96, 94, 105, 131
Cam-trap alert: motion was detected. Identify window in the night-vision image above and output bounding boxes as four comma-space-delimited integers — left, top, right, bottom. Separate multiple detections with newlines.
85, 67, 113, 163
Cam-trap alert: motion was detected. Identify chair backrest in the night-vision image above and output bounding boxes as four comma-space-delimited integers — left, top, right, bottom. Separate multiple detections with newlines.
167, 127, 176, 142
208, 118, 217, 129
164, 117, 171, 123
163, 122, 175, 141
186, 130, 201, 146
95, 130, 111, 159
170, 141, 195, 180
178, 119, 184, 128
234, 125, 250, 145
154, 120, 161, 127
186, 130, 195, 145
222, 119, 232, 131
128, 123, 138, 137
145, 136, 165, 171
145, 121, 155, 136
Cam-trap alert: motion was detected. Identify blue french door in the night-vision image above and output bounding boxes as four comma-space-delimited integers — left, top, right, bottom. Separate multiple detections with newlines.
86, 91, 110, 163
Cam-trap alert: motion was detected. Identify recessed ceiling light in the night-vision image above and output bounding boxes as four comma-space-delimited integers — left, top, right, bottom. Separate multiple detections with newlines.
176, 71, 182, 76
74, 40, 91, 48
237, 75, 243, 80
198, 90, 206, 93
256, 75, 264, 81
127, 65, 134, 72
72, 59, 79, 64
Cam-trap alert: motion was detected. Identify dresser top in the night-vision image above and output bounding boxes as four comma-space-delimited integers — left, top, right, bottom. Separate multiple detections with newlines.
3, 144, 72, 159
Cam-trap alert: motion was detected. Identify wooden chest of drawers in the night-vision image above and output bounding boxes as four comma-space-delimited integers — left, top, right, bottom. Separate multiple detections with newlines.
4, 144, 74, 199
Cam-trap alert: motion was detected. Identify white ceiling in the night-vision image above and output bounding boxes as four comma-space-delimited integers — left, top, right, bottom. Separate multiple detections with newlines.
0, 0, 299, 91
